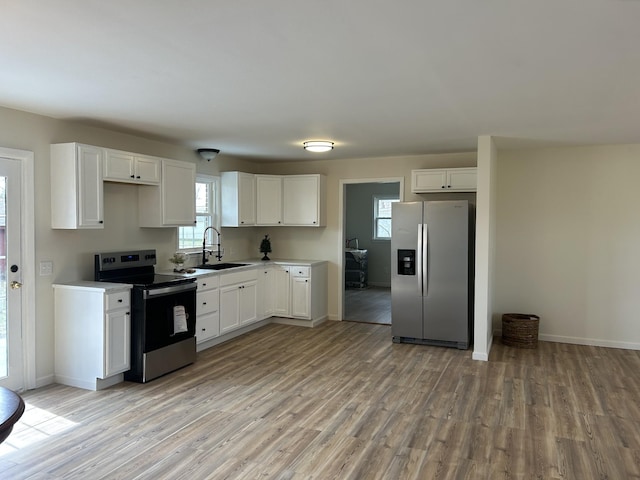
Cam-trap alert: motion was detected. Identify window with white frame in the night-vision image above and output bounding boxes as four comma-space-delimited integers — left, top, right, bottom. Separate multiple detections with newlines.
373, 196, 399, 240
178, 174, 220, 252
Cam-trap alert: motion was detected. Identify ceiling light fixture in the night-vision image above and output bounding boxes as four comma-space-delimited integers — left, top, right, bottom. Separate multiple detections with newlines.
303, 141, 334, 153
197, 148, 220, 161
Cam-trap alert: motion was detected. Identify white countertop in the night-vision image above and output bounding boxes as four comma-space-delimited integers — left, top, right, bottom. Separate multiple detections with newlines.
52, 281, 132, 291
161, 258, 327, 278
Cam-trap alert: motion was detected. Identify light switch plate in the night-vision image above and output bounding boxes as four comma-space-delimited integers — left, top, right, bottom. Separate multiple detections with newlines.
39, 261, 53, 276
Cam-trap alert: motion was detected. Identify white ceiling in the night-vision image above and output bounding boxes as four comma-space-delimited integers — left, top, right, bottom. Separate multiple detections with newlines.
2, 1, 640, 161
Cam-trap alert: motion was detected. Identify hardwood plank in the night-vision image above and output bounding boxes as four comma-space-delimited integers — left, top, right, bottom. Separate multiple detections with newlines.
1, 321, 639, 479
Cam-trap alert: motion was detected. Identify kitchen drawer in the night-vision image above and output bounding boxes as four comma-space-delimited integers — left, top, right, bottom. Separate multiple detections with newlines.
219, 268, 258, 287
106, 290, 130, 310
196, 311, 219, 343
197, 275, 219, 291
197, 289, 219, 315
290, 266, 310, 278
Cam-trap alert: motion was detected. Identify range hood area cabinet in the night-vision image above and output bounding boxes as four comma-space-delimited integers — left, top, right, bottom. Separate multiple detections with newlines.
226, 172, 326, 227
103, 149, 161, 185
411, 167, 477, 193
51, 143, 105, 229
51, 142, 196, 229
139, 159, 196, 227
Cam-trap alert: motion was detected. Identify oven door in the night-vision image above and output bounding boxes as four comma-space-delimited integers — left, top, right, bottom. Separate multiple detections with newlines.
139, 282, 197, 353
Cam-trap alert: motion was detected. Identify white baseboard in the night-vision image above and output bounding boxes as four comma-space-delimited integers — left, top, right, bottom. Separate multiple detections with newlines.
538, 333, 640, 350
494, 329, 640, 351
271, 316, 327, 328
35, 374, 54, 389
472, 335, 492, 361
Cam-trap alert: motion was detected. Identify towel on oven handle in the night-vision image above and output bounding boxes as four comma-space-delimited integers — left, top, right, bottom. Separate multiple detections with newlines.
173, 305, 188, 335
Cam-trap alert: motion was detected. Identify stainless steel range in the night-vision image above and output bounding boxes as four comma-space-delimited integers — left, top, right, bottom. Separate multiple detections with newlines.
94, 249, 197, 383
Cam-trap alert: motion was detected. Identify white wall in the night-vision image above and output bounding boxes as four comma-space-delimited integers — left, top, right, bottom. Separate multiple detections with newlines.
495, 144, 640, 349
473, 136, 498, 360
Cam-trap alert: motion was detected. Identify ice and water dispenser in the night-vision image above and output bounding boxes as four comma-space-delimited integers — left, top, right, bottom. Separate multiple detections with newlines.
397, 249, 416, 275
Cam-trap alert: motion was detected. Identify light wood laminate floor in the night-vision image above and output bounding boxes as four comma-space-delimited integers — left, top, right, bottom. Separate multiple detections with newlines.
2, 321, 640, 479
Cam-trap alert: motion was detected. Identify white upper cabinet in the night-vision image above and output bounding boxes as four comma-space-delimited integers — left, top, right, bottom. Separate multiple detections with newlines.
51, 143, 104, 229
139, 159, 196, 227
411, 167, 477, 193
256, 175, 283, 226
51, 142, 195, 229
283, 174, 326, 226
221, 171, 256, 227
103, 149, 161, 185
221, 172, 326, 227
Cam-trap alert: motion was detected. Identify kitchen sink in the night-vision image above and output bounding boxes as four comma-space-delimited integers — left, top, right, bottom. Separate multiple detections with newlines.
196, 263, 249, 270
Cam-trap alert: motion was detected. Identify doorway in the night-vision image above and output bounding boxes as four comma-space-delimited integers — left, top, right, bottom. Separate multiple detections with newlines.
339, 178, 403, 324
0, 148, 34, 392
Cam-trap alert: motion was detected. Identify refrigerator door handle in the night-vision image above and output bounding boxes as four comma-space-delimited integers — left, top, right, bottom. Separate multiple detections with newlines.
423, 223, 428, 295
417, 224, 423, 294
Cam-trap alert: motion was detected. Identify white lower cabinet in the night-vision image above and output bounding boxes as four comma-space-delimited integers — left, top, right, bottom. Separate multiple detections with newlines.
258, 266, 275, 319
196, 261, 328, 352
219, 269, 258, 335
53, 282, 132, 390
290, 268, 311, 319
196, 275, 219, 344
273, 264, 291, 317
271, 262, 328, 322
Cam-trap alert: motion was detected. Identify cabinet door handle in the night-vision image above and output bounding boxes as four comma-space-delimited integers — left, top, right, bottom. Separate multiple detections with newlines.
202, 302, 207, 305
130, 175, 135, 178
99, 220, 104, 224
126, 312, 130, 315
136, 175, 141, 179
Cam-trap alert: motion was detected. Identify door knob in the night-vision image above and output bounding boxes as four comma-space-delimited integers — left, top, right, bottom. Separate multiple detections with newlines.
10, 281, 22, 289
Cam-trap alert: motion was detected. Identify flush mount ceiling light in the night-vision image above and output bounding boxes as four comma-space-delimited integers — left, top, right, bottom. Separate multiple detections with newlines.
303, 141, 334, 153
197, 148, 220, 161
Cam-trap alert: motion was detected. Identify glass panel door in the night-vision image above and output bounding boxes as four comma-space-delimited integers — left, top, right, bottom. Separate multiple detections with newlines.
0, 158, 23, 390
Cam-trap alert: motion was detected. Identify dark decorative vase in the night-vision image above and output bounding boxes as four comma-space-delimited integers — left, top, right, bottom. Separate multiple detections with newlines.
260, 234, 272, 261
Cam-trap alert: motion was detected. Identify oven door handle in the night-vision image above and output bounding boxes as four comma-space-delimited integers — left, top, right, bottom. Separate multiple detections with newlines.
143, 282, 196, 298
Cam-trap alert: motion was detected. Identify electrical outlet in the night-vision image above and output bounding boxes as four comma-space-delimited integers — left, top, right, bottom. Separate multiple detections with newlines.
40, 261, 53, 276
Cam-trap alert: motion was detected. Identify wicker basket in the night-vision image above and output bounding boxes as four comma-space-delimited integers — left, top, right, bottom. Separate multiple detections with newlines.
502, 313, 540, 348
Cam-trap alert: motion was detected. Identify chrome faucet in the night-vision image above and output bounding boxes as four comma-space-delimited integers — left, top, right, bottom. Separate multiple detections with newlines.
202, 226, 222, 264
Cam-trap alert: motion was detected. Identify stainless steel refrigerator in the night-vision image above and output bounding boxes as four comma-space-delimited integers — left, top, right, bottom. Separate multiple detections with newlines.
391, 200, 473, 349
